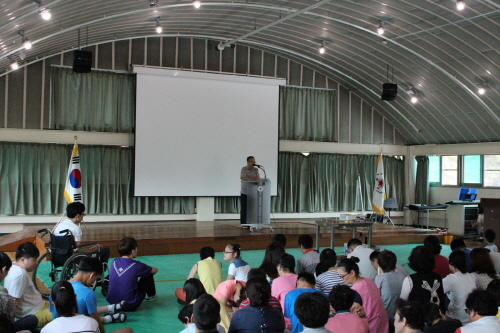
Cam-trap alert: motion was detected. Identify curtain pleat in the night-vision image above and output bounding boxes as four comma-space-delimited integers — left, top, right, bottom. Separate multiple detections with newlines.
51, 67, 135, 133
415, 155, 429, 204
279, 86, 336, 142
0, 142, 195, 215
215, 152, 405, 213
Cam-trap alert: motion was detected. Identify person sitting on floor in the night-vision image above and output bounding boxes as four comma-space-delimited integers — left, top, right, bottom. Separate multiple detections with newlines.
106, 237, 158, 311
271, 254, 298, 312
454, 290, 500, 333
346, 238, 377, 280
484, 229, 498, 253
238, 268, 282, 312
423, 235, 452, 279
49, 256, 126, 333
223, 244, 251, 282
393, 299, 426, 333
315, 249, 343, 297
228, 276, 285, 333
450, 238, 471, 272
294, 292, 332, 333
325, 285, 369, 333
177, 304, 225, 333
284, 272, 322, 333
469, 247, 498, 290
296, 235, 320, 275
423, 302, 462, 333
176, 247, 222, 304
0, 252, 38, 333
4, 242, 52, 328
193, 294, 223, 333
272, 234, 287, 249
258, 242, 285, 283
42, 281, 133, 333
485, 279, 500, 318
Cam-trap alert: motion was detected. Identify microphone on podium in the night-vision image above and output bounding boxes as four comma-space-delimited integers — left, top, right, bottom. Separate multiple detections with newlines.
253, 163, 262, 167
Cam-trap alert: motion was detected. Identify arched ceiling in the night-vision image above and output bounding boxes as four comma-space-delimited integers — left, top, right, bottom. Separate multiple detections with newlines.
1, 0, 499, 145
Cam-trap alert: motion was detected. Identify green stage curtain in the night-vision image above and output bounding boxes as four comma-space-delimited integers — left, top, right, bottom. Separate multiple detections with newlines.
279, 86, 336, 142
0, 142, 195, 215
51, 67, 135, 133
215, 152, 405, 213
415, 155, 429, 204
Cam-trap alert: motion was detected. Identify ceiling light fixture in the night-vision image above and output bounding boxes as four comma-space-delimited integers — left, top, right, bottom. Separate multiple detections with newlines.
478, 81, 487, 95
18, 30, 32, 50
411, 96, 418, 104
377, 21, 385, 35
456, 0, 465, 10
33, 0, 51, 20
193, 0, 201, 8
8, 56, 19, 70
406, 86, 419, 104
155, 18, 162, 33
319, 41, 326, 54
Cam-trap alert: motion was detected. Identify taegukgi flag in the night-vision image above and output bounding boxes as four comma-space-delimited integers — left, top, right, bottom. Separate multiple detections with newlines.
372, 153, 386, 214
64, 143, 82, 203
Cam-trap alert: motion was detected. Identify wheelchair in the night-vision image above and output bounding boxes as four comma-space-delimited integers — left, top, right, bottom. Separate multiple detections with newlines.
32, 228, 108, 299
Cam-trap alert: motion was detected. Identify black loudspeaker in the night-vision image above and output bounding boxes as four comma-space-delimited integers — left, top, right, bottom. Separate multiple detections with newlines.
73, 50, 92, 73
381, 83, 398, 101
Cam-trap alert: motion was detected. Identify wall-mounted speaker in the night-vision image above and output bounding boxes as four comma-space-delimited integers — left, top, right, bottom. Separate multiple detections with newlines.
381, 83, 398, 101
73, 50, 92, 73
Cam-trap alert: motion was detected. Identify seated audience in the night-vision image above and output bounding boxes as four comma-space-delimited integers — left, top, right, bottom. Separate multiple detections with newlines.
177, 304, 225, 333
424, 235, 452, 278
484, 229, 498, 252
223, 244, 251, 282
400, 245, 446, 314
258, 242, 285, 282
315, 249, 342, 296
296, 235, 320, 275
370, 250, 409, 279
271, 253, 298, 311
450, 238, 471, 272
337, 257, 389, 333
213, 280, 246, 308
106, 237, 158, 311
454, 290, 500, 333
176, 247, 222, 303
228, 277, 284, 333
470, 247, 498, 290
4, 242, 52, 328
424, 302, 462, 333
485, 279, 500, 318
393, 299, 426, 333
50, 256, 126, 333
326, 285, 369, 333
375, 250, 406, 332
183, 278, 230, 331
238, 268, 282, 312
193, 294, 223, 333
0, 252, 38, 333
272, 234, 287, 248
284, 272, 320, 333
346, 238, 377, 280
294, 292, 331, 333
42, 281, 99, 332
443, 250, 476, 324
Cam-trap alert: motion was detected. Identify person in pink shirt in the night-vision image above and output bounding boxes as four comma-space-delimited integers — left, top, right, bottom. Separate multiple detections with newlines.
326, 284, 369, 333
337, 257, 389, 333
424, 235, 452, 279
271, 254, 298, 312
212, 279, 246, 309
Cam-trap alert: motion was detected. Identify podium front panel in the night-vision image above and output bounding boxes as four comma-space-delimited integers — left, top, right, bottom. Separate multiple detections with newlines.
245, 179, 271, 225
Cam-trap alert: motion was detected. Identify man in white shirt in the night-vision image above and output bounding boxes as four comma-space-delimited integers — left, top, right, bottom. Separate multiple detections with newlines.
455, 290, 500, 333
346, 238, 377, 280
4, 242, 52, 328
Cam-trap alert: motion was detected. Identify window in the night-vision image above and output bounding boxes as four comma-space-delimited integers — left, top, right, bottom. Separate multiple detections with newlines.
441, 155, 458, 185
463, 155, 481, 184
428, 156, 440, 183
484, 155, 500, 187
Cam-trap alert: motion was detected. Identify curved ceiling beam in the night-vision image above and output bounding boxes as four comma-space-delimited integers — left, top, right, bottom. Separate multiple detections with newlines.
0, 33, 422, 142
2, 2, 496, 128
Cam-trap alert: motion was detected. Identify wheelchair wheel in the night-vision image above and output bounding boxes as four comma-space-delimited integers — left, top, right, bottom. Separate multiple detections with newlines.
32, 252, 59, 299
61, 253, 89, 282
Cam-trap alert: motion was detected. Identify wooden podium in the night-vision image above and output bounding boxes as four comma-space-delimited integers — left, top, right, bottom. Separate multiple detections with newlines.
481, 198, 500, 248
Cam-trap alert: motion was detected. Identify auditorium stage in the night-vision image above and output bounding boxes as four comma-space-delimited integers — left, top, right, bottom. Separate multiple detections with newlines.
22, 218, 442, 258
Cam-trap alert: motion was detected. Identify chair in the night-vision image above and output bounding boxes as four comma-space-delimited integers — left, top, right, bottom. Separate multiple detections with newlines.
383, 198, 398, 225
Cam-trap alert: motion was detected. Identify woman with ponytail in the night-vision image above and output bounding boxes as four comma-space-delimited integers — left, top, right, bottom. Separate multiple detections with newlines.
337, 257, 389, 333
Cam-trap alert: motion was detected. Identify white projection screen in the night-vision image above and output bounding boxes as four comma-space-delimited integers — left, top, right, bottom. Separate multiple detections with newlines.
133, 67, 284, 196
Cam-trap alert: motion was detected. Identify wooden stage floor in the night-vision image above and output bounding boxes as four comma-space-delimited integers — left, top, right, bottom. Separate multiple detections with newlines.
24, 218, 441, 258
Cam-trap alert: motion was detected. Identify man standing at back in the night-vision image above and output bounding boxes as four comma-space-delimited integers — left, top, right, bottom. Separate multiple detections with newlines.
347, 238, 377, 280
